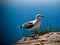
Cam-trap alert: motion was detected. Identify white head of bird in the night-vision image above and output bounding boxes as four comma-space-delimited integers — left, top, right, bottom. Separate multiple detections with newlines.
36, 14, 44, 20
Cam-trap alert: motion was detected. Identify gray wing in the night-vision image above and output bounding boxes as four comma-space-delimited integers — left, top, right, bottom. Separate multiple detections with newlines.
20, 22, 34, 29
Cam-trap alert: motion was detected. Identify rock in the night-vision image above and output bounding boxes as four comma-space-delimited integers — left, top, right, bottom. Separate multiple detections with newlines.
13, 32, 60, 45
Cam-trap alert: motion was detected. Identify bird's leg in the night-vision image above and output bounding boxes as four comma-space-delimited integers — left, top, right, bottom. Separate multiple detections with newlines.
32, 29, 36, 38
34, 29, 36, 36
30, 29, 36, 39
30, 30, 33, 36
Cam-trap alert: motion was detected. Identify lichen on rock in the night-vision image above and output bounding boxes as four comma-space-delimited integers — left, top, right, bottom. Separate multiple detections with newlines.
13, 32, 60, 45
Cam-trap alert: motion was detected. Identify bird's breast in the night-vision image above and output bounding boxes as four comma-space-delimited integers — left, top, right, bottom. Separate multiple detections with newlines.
29, 22, 40, 30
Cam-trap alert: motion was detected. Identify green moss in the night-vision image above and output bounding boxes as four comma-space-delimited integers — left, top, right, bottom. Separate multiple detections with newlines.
34, 20, 60, 35
35, 29, 48, 35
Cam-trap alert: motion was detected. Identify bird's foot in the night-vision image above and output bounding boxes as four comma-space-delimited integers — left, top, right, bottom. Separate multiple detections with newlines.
31, 34, 39, 39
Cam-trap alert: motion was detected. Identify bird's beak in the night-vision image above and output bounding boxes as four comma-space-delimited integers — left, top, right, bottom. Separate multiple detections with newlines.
40, 16, 45, 18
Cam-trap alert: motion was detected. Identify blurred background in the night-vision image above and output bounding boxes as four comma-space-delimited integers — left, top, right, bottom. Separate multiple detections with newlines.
1, 0, 60, 45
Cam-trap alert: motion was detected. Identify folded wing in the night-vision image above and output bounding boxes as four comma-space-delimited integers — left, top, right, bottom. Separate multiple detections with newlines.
20, 22, 34, 29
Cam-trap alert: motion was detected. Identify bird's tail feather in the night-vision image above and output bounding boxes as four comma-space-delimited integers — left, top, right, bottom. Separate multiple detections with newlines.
20, 26, 22, 28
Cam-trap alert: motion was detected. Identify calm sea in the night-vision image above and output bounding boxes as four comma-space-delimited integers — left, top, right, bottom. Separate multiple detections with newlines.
1, 0, 60, 45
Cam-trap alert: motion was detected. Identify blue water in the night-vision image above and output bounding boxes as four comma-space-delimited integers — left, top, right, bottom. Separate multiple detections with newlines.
1, 0, 60, 45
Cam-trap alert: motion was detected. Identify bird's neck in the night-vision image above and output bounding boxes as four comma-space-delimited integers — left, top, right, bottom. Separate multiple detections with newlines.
36, 19, 40, 21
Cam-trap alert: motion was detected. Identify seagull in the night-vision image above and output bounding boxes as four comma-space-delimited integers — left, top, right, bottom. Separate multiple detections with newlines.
19, 14, 44, 36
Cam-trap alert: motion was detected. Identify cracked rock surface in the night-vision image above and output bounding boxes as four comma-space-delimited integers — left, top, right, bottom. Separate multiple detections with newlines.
13, 32, 60, 45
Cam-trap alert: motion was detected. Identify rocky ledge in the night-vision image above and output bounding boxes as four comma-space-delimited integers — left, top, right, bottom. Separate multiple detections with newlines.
13, 32, 60, 45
